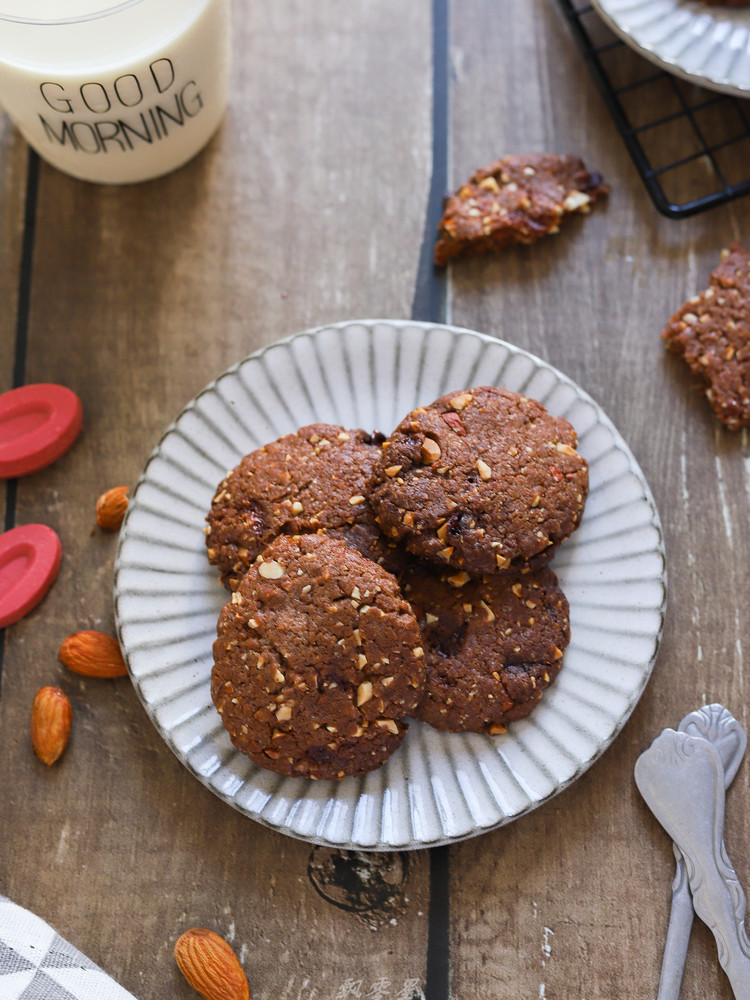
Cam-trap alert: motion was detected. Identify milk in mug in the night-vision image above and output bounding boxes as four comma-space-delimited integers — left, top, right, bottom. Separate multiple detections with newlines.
0, 0, 230, 183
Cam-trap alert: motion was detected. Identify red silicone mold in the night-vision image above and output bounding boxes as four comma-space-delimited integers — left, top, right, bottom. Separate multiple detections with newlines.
0, 524, 63, 628
0, 384, 83, 478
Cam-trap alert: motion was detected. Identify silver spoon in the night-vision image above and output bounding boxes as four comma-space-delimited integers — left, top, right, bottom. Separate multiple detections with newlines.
657, 705, 747, 1000
636, 728, 750, 1000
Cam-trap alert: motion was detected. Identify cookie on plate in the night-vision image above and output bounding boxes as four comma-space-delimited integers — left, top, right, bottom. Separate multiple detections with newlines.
371, 386, 588, 575
661, 243, 750, 430
206, 423, 402, 589
401, 560, 569, 734
434, 153, 608, 266
211, 533, 426, 780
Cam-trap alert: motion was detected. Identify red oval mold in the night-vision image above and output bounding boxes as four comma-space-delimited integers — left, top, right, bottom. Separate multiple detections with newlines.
0, 384, 83, 478
0, 524, 62, 628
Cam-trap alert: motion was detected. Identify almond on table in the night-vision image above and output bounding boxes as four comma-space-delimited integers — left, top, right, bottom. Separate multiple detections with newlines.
59, 630, 128, 678
434, 153, 608, 266
174, 927, 251, 1000
95, 485, 130, 531
30, 686, 72, 766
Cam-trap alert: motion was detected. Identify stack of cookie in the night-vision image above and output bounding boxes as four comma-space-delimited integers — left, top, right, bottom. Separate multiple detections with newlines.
206, 385, 588, 780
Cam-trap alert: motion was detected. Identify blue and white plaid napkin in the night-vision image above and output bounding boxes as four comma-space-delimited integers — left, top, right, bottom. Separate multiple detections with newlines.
0, 896, 137, 1000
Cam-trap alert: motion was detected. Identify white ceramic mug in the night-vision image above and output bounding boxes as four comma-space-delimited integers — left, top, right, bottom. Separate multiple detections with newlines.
0, 0, 231, 184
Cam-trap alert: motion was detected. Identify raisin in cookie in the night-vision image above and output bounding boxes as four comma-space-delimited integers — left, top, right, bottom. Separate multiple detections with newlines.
206, 423, 401, 588
371, 387, 588, 575
661, 243, 750, 430
401, 560, 569, 734
211, 533, 426, 780
434, 153, 608, 266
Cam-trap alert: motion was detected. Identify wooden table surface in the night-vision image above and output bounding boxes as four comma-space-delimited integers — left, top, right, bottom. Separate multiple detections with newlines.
2, 1, 750, 998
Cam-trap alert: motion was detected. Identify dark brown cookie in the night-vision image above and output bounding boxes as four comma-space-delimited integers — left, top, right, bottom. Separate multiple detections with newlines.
206, 423, 402, 589
400, 560, 569, 734
371, 387, 588, 575
661, 243, 750, 431
434, 153, 608, 266
211, 533, 426, 780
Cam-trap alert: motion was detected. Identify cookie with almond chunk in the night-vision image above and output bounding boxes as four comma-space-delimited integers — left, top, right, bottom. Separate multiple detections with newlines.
434, 153, 608, 266
400, 560, 569, 734
371, 386, 588, 576
211, 533, 425, 780
661, 243, 750, 430
206, 423, 403, 589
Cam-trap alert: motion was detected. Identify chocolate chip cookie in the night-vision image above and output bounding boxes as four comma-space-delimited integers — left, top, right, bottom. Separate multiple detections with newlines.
400, 560, 569, 734
371, 386, 588, 575
211, 533, 426, 780
434, 153, 608, 266
661, 243, 750, 430
206, 423, 402, 589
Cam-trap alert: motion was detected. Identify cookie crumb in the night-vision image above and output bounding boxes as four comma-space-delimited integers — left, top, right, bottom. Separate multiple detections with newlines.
661, 242, 750, 430
434, 153, 608, 266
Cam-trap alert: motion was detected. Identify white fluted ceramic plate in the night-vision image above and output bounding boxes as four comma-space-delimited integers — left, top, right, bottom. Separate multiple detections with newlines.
114, 321, 666, 851
592, 0, 750, 95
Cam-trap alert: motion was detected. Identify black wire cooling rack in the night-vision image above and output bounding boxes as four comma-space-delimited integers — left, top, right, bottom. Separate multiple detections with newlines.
557, 0, 750, 217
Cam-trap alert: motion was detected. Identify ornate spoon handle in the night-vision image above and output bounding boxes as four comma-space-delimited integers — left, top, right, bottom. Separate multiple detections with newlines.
636, 729, 750, 1000
657, 705, 747, 1000
657, 851, 694, 1000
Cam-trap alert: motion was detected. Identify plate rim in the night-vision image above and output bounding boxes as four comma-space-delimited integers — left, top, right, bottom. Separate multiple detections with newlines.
114, 318, 668, 851
590, 0, 750, 97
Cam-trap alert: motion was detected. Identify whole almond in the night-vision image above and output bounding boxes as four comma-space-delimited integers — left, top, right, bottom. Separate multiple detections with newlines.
174, 928, 250, 1000
96, 485, 129, 531
31, 686, 72, 765
59, 630, 128, 678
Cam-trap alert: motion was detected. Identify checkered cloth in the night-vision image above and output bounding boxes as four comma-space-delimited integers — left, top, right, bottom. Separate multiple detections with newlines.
0, 896, 137, 1000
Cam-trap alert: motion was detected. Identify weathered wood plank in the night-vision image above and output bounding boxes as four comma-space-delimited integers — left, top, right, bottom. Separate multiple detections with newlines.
446, 1, 750, 998
0, 125, 26, 369
0, 126, 29, 516
0, 1, 433, 997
